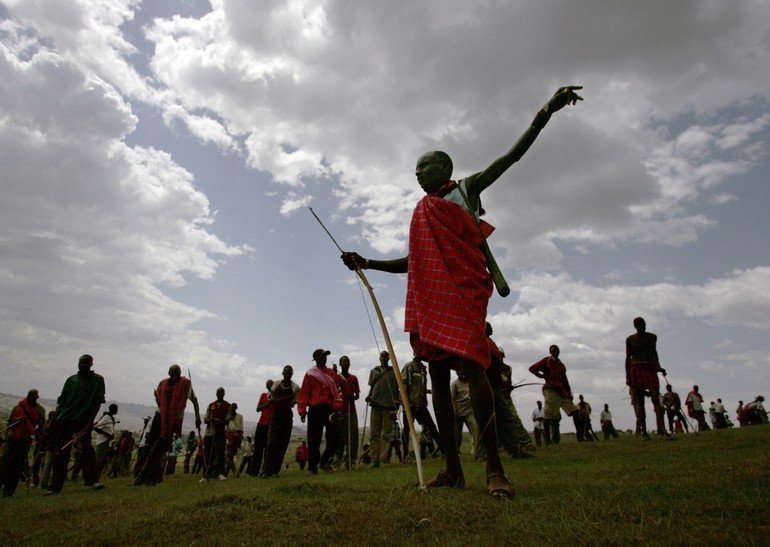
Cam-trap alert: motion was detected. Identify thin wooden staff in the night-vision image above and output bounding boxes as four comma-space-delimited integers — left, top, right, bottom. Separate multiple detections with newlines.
309, 207, 425, 490
57, 415, 114, 454
1, 419, 23, 434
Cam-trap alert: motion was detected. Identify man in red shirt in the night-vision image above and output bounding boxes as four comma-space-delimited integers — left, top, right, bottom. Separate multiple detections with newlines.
295, 440, 309, 470
341, 85, 582, 498
335, 355, 360, 470
298, 348, 343, 474
248, 379, 274, 476
1, 389, 44, 497
202, 387, 232, 481
529, 345, 579, 445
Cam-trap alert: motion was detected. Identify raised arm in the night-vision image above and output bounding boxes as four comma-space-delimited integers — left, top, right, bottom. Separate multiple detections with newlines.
464, 86, 583, 204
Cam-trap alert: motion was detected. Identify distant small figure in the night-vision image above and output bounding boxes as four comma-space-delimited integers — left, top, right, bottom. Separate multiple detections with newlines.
738, 396, 768, 426
111, 430, 135, 478
225, 403, 244, 477
183, 430, 197, 474
577, 395, 599, 442
166, 434, 183, 475
92, 403, 118, 482
359, 443, 372, 466
712, 398, 728, 429
662, 385, 690, 434
248, 379, 274, 476
238, 436, 254, 476
295, 440, 308, 470
531, 401, 545, 447
599, 404, 619, 440
451, 371, 480, 457
685, 385, 711, 432
529, 345, 579, 445
385, 412, 403, 463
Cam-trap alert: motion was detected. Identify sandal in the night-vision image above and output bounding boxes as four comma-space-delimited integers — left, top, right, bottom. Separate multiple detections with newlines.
424, 469, 465, 489
487, 473, 515, 500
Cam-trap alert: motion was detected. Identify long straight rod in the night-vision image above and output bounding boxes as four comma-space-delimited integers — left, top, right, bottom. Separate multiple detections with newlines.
309, 207, 425, 489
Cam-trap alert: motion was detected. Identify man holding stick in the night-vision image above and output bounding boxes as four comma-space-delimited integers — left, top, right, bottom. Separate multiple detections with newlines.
47, 354, 106, 494
335, 356, 360, 470
1, 389, 44, 497
135, 364, 201, 486
625, 317, 669, 439
342, 85, 582, 498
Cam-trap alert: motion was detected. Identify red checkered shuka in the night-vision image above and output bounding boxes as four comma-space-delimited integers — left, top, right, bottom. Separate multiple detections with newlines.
628, 360, 661, 390
405, 193, 493, 369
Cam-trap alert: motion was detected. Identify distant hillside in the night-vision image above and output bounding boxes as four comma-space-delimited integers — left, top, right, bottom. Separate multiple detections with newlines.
0, 393, 312, 437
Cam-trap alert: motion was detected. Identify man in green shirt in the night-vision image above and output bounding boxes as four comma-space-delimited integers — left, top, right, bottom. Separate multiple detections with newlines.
366, 351, 399, 468
47, 354, 106, 494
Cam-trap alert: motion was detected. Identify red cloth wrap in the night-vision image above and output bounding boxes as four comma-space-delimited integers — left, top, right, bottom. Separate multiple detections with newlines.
157, 377, 191, 440
405, 193, 494, 369
9, 399, 39, 443
628, 360, 661, 390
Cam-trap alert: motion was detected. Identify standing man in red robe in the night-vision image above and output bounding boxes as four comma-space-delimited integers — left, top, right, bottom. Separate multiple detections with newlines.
342, 86, 582, 498
626, 317, 668, 439
135, 364, 201, 485
1, 389, 44, 497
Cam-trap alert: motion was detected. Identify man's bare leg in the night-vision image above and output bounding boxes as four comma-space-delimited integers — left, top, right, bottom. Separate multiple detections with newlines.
651, 390, 667, 435
427, 362, 464, 486
461, 359, 515, 498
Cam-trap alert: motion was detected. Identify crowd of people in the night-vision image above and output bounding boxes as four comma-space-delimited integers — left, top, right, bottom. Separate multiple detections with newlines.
1, 340, 766, 499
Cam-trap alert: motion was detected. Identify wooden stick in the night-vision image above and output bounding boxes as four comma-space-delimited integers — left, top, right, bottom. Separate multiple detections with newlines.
309, 207, 425, 489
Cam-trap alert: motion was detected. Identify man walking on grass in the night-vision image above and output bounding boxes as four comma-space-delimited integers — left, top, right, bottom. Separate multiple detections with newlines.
298, 349, 343, 474
47, 355, 106, 495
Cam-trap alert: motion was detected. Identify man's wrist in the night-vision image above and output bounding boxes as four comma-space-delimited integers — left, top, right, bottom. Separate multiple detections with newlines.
364, 258, 370, 269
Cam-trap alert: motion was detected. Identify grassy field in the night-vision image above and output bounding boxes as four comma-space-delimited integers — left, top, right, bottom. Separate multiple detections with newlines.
2, 426, 769, 546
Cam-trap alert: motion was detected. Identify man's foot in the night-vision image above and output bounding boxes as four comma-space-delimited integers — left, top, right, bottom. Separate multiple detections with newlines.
218, 474, 226, 481
371, 462, 380, 469
487, 473, 515, 500
425, 469, 465, 489
43, 489, 60, 496
198, 477, 207, 483
91, 483, 105, 491
320, 464, 334, 474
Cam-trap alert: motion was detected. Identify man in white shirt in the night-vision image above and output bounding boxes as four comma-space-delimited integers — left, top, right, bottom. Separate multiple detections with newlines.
92, 403, 118, 481
531, 401, 544, 446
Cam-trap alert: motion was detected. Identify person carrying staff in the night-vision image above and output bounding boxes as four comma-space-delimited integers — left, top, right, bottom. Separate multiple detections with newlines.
341, 85, 582, 498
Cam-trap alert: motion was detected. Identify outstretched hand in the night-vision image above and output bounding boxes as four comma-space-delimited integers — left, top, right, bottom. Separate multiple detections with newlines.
341, 251, 365, 271
546, 86, 583, 114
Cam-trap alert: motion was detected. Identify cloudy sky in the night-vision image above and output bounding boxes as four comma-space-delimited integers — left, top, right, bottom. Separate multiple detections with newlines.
1, 0, 768, 432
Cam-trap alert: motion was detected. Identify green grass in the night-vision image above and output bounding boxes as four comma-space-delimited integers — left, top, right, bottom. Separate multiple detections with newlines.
2, 426, 769, 546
